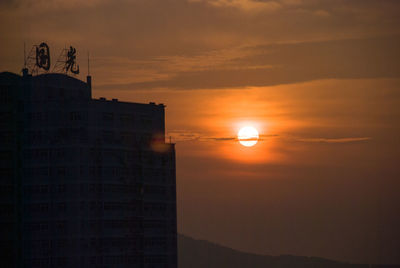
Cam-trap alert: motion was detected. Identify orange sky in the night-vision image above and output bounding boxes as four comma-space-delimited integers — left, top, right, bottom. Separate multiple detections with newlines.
1, 0, 400, 264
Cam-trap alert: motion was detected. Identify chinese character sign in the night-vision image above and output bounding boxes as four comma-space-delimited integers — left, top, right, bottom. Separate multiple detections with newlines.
35, 42, 51, 71
65, 46, 79, 74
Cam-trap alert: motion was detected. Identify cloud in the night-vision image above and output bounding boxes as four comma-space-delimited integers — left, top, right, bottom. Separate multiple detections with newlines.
313, 9, 330, 17
168, 130, 278, 142
205, 0, 282, 12
292, 137, 372, 143
1, 0, 400, 90
167, 130, 202, 142
0, 0, 110, 11
93, 44, 277, 88
188, 0, 313, 13
93, 34, 400, 91
207, 134, 278, 142
169, 129, 372, 144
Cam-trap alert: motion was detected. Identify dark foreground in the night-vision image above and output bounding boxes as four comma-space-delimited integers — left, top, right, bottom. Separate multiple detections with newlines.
178, 234, 399, 268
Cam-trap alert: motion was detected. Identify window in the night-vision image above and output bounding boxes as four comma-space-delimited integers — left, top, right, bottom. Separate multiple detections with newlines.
57, 167, 66, 176
40, 185, 49, 193
55, 149, 66, 158
120, 114, 133, 123
57, 203, 66, 211
39, 150, 48, 159
40, 222, 48, 231
121, 132, 134, 144
102, 131, 114, 143
0, 185, 13, 194
140, 115, 152, 127
102, 112, 114, 121
0, 87, 10, 103
56, 184, 66, 193
70, 111, 81, 121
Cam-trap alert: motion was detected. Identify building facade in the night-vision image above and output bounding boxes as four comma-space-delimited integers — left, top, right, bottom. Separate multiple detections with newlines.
0, 71, 177, 268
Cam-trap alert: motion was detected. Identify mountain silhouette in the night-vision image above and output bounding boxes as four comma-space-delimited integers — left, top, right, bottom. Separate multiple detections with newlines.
178, 234, 397, 268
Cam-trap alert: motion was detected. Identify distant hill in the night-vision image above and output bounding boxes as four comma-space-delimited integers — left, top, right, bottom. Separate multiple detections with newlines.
178, 234, 380, 268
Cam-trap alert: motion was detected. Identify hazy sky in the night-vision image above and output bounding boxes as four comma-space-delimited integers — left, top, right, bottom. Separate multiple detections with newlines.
1, 0, 400, 264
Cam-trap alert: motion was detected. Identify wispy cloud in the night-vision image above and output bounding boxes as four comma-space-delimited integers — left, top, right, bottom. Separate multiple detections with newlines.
168, 130, 372, 144
167, 130, 202, 142
94, 46, 264, 87
2, 0, 400, 90
95, 35, 400, 91
188, 0, 312, 13
205, 0, 282, 12
1, 0, 110, 11
293, 137, 372, 143
167, 130, 277, 142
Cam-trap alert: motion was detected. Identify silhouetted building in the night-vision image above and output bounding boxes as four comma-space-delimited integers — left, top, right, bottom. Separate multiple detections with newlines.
0, 71, 177, 268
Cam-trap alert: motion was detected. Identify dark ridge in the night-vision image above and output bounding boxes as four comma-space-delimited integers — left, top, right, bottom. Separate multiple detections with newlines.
178, 234, 389, 268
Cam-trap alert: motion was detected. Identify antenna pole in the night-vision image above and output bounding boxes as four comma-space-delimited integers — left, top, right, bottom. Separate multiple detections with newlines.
23, 42, 26, 68
87, 51, 90, 76
64, 44, 67, 73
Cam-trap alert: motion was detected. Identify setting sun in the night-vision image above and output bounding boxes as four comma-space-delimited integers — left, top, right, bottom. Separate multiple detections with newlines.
238, 126, 259, 147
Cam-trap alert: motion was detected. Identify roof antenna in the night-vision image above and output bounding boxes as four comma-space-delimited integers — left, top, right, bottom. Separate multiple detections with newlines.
87, 51, 90, 76
22, 41, 29, 76
23, 42, 26, 68
86, 50, 92, 95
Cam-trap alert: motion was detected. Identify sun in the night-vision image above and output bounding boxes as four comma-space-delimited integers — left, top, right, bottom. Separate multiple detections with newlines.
238, 126, 259, 147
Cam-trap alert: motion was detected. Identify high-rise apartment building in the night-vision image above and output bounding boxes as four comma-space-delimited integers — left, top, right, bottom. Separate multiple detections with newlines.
0, 71, 177, 268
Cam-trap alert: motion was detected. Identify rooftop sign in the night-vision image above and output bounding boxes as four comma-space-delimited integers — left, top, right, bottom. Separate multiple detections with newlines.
25, 42, 80, 75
